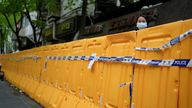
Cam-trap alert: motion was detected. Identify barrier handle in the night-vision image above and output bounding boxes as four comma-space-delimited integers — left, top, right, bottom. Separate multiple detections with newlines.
69, 89, 76, 95
135, 29, 192, 51
84, 96, 93, 102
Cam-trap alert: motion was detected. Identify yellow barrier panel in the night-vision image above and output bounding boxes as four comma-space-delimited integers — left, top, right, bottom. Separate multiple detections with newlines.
37, 45, 58, 106
40, 44, 61, 107
133, 21, 183, 108
179, 19, 192, 108
14, 52, 23, 87
19, 50, 29, 90
19, 49, 34, 91
48, 89, 65, 108
2, 54, 12, 82
39, 44, 70, 108
76, 99, 100, 108
34, 46, 50, 104
38, 43, 68, 108
55, 43, 70, 89
58, 93, 80, 108
68, 39, 86, 95
58, 40, 87, 108
79, 36, 107, 107
25, 48, 42, 98
46, 45, 60, 84
48, 43, 69, 108
9, 54, 17, 84
9, 53, 18, 85
101, 31, 136, 108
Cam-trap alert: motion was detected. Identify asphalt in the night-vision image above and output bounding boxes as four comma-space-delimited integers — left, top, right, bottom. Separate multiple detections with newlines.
0, 80, 43, 108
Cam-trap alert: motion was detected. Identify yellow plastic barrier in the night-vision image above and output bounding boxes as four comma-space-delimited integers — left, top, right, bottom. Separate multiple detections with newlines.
179, 19, 192, 108
1, 19, 192, 108
133, 21, 183, 108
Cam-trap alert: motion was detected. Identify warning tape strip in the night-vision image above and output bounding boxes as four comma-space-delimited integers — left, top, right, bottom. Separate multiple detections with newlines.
46, 55, 192, 68
0, 56, 41, 62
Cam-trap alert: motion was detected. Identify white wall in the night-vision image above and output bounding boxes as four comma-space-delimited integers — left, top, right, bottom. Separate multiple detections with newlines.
19, 11, 38, 41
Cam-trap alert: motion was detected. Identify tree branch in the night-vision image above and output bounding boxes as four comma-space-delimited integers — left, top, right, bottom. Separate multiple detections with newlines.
38, 27, 43, 42
13, 12, 17, 31
18, 12, 24, 31
25, 7, 37, 44
3, 13, 16, 33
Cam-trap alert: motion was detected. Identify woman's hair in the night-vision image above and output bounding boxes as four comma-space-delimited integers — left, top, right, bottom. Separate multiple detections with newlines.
135, 14, 148, 23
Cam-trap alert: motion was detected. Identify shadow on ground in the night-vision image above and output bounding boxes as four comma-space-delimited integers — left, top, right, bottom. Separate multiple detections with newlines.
0, 81, 43, 108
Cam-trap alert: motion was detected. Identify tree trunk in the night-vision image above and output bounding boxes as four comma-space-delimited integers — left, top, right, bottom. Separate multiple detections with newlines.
2, 13, 22, 50
15, 31, 22, 50
32, 27, 37, 47
25, 9, 38, 47
79, 0, 88, 34
38, 27, 43, 42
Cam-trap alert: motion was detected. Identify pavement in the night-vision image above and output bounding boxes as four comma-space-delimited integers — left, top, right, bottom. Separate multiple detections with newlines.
0, 80, 43, 108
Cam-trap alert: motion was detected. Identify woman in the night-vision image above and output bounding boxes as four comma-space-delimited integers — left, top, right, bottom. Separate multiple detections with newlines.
136, 16, 148, 29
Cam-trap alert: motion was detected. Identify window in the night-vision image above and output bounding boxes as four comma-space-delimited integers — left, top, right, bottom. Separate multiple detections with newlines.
95, 0, 170, 21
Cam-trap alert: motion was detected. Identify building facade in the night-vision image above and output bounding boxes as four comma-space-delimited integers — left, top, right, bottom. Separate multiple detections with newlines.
21, 0, 192, 45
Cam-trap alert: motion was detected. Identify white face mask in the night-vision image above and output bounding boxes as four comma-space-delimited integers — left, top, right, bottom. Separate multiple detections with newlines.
136, 22, 147, 29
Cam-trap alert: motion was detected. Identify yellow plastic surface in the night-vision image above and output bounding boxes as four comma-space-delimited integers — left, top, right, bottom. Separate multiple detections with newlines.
68, 39, 86, 96
133, 21, 183, 108
103, 31, 136, 108
83, 36, 107, 105
58, 93, 80, 108
179, 19, 192, 108
55, 43, 70, 90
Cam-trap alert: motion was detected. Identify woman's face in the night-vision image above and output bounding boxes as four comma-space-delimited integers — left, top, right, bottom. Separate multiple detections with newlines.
136, 16, 148, 29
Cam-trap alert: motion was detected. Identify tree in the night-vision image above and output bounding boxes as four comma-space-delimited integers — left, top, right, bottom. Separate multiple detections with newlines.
0, 0, 24, 50
0, 15, 14, 53
63, 0, 95, 35
0, 0, 58, 50
22, 0, 59, 47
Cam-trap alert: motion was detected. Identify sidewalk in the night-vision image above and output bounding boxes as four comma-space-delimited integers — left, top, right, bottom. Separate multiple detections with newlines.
0, 81, 42, 108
